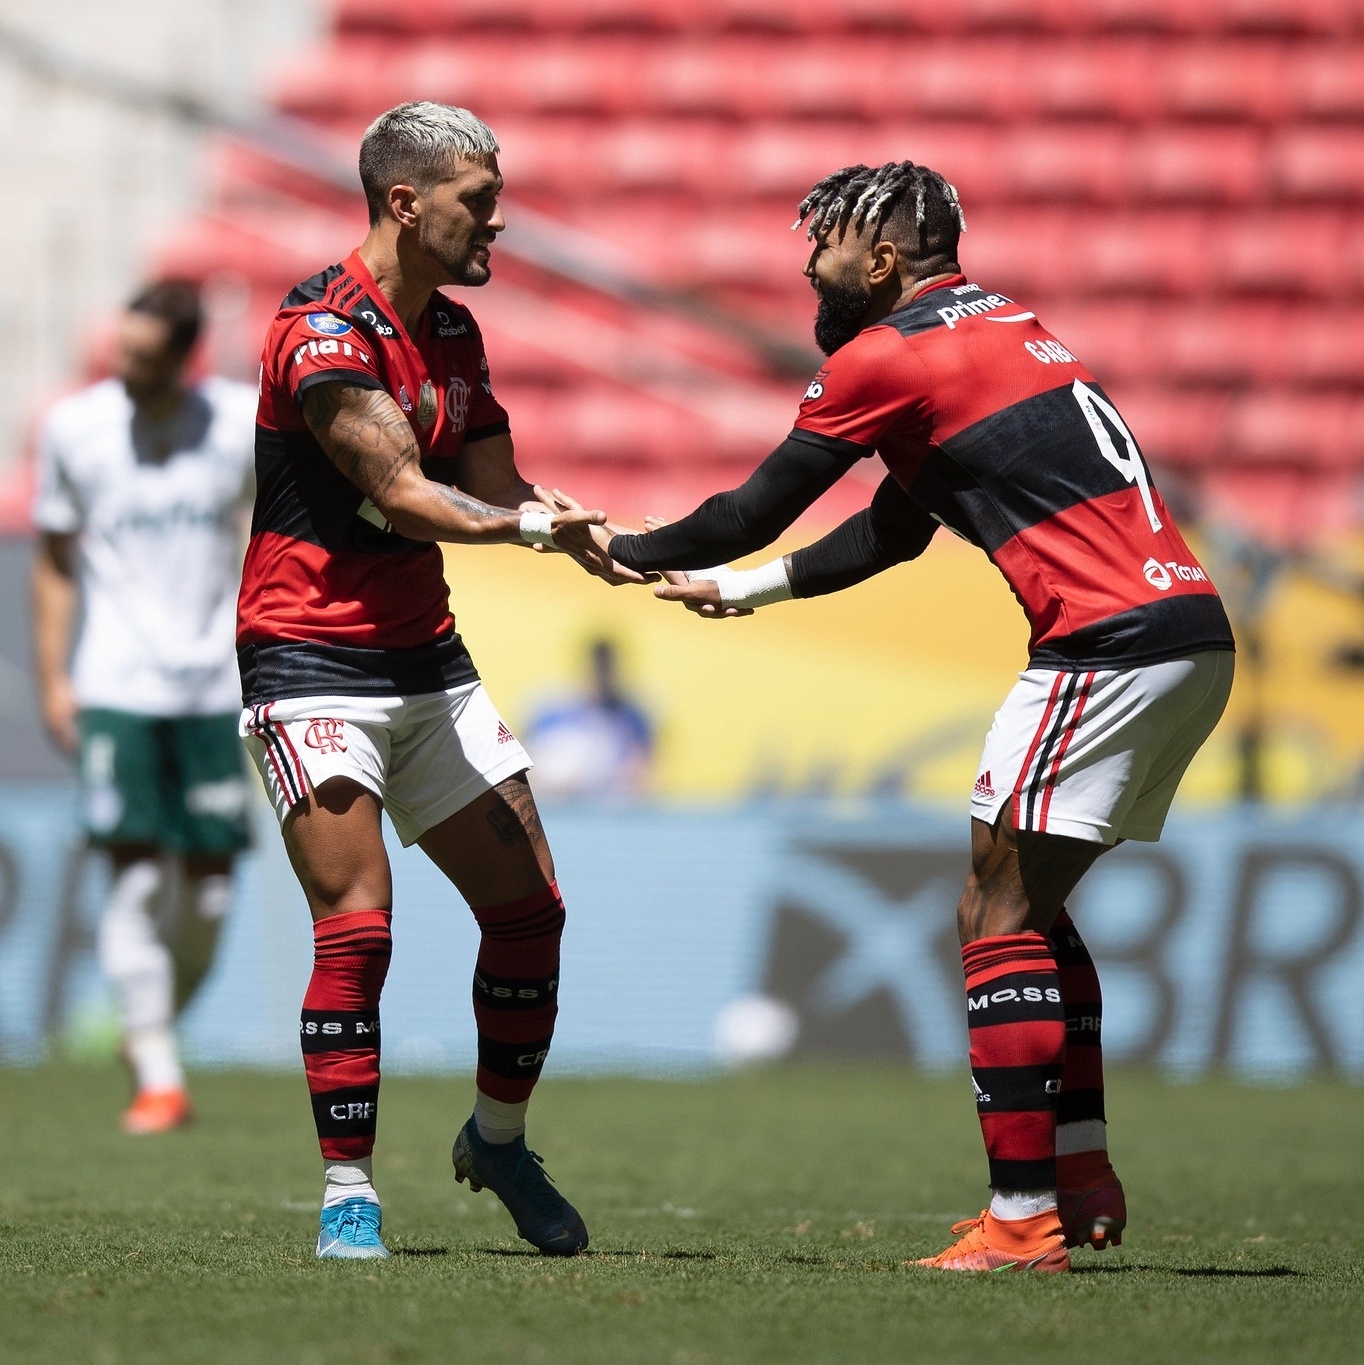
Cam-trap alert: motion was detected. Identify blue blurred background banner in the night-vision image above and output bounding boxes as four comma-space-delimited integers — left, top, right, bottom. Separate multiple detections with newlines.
4, 785, 1361, 1082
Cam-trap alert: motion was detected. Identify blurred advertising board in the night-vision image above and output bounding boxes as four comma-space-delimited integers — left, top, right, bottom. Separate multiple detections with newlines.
1, 786, 1362, 1081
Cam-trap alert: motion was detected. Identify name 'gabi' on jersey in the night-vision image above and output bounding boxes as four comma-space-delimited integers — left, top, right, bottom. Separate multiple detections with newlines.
793, 277, 1233, 669
237, 251, 509, 704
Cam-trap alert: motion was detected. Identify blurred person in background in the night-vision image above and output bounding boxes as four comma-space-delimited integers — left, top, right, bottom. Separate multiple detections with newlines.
524, 636, 655, 800
238, 101, 637, 1261
30, 279, 256, 1134
556, 160, 1235, 1274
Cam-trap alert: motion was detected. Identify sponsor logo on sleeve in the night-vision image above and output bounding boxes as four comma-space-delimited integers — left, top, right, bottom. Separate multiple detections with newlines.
306, 312, 353, 336
358, 307, 395, 338
803, 369, 829, 401
292, 339, 370, 366
434, 306, 468, 338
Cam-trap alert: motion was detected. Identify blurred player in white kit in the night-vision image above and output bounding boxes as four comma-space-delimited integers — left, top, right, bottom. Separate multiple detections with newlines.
31, 280, 255, 1133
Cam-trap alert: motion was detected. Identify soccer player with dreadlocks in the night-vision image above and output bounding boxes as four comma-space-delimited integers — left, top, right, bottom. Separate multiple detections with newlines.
552, 160, 1235, 1272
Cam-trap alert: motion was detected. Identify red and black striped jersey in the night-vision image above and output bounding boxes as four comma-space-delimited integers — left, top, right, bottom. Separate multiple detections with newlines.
237, 251, 510, 703
793, 275, 1233, 668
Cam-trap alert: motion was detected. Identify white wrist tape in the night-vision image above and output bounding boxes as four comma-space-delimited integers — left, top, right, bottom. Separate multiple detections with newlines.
519, 509, 557, 547
688, 558, 792, 608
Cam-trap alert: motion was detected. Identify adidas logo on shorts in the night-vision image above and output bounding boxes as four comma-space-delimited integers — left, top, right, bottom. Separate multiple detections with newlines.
496, 722, 516, 746
974, 770, 996, 798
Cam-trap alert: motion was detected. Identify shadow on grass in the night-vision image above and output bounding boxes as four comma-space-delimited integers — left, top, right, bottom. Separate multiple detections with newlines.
391, 1247, 449, 1257
1072, 1264, 1302, 1278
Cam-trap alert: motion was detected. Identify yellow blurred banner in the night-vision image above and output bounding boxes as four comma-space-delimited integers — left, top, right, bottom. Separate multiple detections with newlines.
436, 527, 1364, 805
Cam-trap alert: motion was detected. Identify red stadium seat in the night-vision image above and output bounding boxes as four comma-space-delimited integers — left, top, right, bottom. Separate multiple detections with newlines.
1269, 127, 1364, 200
1025, 39, 1158, 120
1205, 210, 1353, 297
1157, 302, 1289, 384
1116, 387, 1231, 469
1156, 42, 1289, 121
1085, 0, 1356, 36
1278, 311, 1364, 385
270, 39, 401, 117
1286, 44, 1364, 119
999, 126, 1130, 203
1070, 210, 1215, 295
1224, 391, 1364, 467
1129, 126, 1265, 203
1037, 301, 1158, 381
869, 38, 1029, 121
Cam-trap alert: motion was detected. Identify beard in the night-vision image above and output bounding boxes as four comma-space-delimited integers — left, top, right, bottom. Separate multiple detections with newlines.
419, 216, 493, 286
812, 279, 873, 355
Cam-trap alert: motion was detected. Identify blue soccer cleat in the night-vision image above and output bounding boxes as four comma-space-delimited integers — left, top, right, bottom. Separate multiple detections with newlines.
452, 1116, 589, 1256
316, 1197, 391, 1260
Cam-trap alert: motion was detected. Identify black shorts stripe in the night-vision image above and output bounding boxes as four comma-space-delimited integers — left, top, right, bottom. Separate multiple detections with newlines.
1021, 671, 1082, 829
250, 705, 307, 805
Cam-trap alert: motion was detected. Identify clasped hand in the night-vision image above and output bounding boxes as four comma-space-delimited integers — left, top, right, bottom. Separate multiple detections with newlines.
533, 487, 752, 616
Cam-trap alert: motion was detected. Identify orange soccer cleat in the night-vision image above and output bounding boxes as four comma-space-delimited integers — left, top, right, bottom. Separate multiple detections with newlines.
915, 1208, 1070, 1273
1058, 1151, 1127, 1250
121, 1087, 194, 1135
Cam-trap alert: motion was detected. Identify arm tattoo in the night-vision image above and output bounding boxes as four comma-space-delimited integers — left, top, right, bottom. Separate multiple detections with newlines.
437, 482, 506, 522
302, 383, 420, 505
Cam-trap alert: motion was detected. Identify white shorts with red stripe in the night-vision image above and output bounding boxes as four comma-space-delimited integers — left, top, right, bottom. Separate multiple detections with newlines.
969, 650, 1234, 845
239, 681, 532, 846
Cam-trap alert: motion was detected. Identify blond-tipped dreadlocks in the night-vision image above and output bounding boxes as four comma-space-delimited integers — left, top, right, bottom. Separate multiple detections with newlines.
793, 160, 967, 258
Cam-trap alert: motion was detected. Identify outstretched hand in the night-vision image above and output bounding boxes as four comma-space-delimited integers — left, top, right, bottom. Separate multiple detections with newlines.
531, 485, 656, 585
653, 576, 754, 619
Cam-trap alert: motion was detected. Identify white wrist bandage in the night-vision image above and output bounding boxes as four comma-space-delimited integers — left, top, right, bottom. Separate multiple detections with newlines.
519, 509, 556, 547
688, 558, 793, 608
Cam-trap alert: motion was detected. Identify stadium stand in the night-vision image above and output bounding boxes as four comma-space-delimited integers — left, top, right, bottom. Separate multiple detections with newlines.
147, 0, 1364, 533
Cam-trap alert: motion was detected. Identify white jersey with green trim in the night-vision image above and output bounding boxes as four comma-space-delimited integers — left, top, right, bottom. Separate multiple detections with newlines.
32, 376, 256, 715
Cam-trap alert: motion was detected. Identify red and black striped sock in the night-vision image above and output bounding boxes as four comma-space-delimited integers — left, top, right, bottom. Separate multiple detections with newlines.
471, 882, 564, 1105
962, 932, 1067, 1192
300, 908, 391, 1161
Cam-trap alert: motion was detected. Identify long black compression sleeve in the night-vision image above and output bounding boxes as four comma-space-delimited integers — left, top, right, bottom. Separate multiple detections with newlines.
609, 431, 866, 572
788, 476, 938, 598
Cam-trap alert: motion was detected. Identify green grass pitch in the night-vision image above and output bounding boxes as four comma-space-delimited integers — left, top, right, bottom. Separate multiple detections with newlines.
3, 1062, 1362, 1364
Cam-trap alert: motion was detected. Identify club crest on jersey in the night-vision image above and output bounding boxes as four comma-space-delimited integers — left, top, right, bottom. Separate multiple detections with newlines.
445, 376, 470, 431
418, 380, 439, 428
306, 312, 353, 337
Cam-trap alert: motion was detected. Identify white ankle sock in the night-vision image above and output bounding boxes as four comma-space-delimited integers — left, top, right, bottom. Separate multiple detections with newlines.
990, 1189, 1058, 1221
100, 860, 183, 1091
124, 1025, 184, 1093
323, 1158, 377, 1208
473, 1091, 528, 1145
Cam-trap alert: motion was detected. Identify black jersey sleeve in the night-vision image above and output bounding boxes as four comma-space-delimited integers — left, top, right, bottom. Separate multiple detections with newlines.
608, 430, 865, 572
788, 476, 937, 598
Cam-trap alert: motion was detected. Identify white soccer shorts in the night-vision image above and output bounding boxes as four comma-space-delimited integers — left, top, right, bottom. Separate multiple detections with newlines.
969, 650, 1234, 845
240, 681, 532, 846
